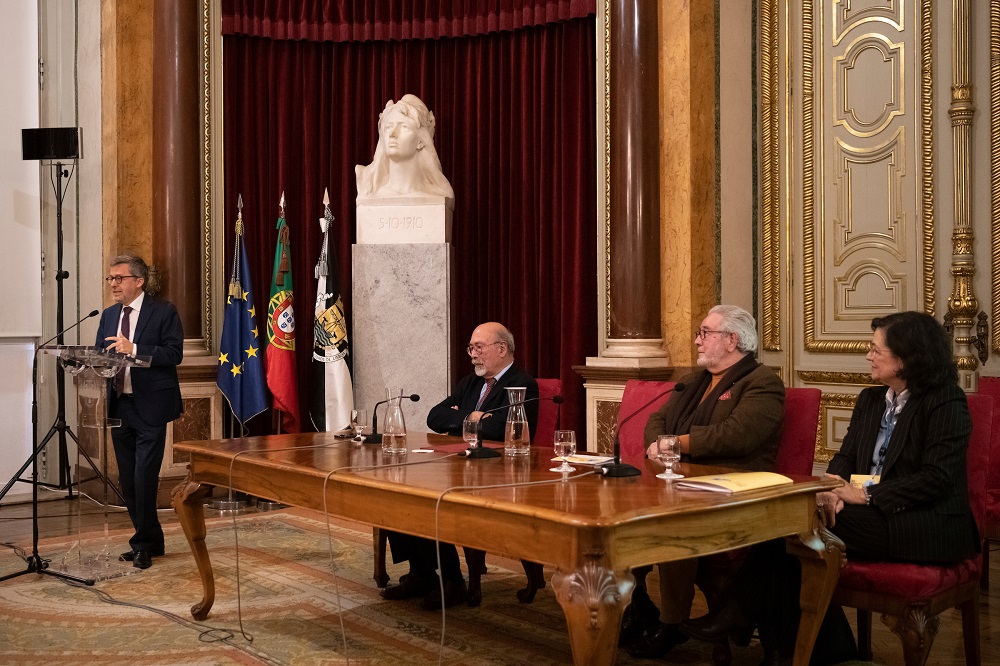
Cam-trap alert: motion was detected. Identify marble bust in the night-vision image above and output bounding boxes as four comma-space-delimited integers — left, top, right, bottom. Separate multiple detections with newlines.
355, 94, 455, 204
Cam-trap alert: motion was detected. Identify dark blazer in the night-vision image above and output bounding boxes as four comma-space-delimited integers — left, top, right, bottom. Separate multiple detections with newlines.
827, 383, 979, 563
96, 296, 184, 427
426, 363, 539, 441
643, 362, 785, 472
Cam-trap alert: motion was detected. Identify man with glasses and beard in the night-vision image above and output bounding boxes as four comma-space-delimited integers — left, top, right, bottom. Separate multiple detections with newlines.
625, 304, 785, 659
379, 322, 538, 609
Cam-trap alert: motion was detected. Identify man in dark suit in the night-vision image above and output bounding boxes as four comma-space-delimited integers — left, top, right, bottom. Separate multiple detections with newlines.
96, 255, 183, 570
381, 322, 538, 609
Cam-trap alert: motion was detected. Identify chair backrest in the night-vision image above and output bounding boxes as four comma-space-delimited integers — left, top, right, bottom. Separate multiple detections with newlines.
774, 387, 822, 476
974, 378, 1000, 526
964, 392, 993, 531
534, 378, 563, 446
618, 380, 675, 466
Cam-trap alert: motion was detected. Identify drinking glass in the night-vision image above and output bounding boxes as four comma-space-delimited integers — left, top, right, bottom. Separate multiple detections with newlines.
462, 417, 480, 448
655, 434, 684, 480
550, 430, 577, 473
351, 409, 367, 441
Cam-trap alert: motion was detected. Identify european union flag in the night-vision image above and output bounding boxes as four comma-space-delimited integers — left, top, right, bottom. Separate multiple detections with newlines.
218, 212, 268, 425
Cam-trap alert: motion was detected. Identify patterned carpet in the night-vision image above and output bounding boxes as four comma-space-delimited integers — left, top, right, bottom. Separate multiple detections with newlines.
0, 508, 875, 665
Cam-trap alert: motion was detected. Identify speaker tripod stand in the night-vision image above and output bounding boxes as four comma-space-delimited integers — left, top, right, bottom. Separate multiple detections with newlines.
0, 162, 123, 508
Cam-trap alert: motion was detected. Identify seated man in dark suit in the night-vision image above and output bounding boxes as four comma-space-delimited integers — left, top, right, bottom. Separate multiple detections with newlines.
380, 322, 538, 609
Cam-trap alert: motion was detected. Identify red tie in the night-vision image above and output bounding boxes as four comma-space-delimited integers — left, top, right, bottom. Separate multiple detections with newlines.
115, 305, 133, 396
476, 378, 497, 410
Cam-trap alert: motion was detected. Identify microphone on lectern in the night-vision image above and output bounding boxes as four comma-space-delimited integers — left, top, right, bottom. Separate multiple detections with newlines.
465, 394, 564, 459
368, 393, 420, 444
40, 309, 101, 349
601, 383, 686, 477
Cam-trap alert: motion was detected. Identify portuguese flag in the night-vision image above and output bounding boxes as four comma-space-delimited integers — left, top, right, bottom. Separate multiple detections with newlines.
266, 209, 300, 433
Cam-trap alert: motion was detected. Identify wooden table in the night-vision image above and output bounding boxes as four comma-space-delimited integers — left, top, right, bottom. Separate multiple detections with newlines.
172, 432, 842, 665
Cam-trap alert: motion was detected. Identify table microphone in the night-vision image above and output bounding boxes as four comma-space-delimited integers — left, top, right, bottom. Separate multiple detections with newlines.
367, 393, 420, 444
601, 383, 686, 477
465, 394, 564, 459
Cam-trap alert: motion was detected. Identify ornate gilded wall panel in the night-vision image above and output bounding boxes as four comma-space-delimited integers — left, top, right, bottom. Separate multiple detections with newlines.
804, 0, 930, 352
816, 392, 859, 465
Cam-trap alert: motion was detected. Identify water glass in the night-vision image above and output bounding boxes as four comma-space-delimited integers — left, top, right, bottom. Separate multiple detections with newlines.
351, 409, 367, 441
655, 434, 683, 480
463, 416, 480, 447
550, 430, 577, 473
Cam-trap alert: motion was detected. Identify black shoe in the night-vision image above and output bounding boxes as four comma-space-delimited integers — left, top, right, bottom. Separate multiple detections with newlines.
681, 602, 753, 642
132, 551, 152, 569
626, 623, 688, 659
119, 546, 164, 562
380, 572, 435, 600
419, 578, 467, 610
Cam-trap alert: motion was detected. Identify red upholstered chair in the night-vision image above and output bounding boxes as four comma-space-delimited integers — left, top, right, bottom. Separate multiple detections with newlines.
618, 379, 676, 466
832, 392, 992, 666
533, 378, 564, 446
974, 377, 1000, 591
775, 387, 821, 475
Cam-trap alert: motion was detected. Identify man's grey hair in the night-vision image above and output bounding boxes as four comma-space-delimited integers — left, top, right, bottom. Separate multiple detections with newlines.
494, 325, 515, 354
110, 254, 149, 284
709, 304, 759, 355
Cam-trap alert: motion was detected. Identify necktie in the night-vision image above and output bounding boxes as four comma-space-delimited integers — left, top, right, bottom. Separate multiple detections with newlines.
476, 378, 497, 410
115, 305, 133, 396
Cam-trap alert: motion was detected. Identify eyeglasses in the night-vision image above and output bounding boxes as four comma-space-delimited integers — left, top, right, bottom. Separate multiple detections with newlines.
866, 342, 888, 356
105, 275, 140, 285
695, 328, 728, 340
467, 341, 503, 356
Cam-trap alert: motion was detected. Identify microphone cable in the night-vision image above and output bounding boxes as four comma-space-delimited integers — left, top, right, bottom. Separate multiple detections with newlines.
428, 467, 599, 664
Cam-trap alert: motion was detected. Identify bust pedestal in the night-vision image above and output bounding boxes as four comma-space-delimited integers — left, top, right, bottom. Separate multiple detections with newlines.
352, 199, 454, 431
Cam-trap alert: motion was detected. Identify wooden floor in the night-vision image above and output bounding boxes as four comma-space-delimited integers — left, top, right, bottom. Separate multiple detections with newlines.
1, 488, 998, 665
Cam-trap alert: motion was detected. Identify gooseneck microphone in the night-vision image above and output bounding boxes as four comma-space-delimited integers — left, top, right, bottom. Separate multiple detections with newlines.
465, 394, 564, 459
367, 393, 420, 444
40, 309, 100, 349
601, 383, 686, 477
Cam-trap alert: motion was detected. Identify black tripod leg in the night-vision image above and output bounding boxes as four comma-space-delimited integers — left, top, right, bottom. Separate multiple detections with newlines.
0, 424, 59, 504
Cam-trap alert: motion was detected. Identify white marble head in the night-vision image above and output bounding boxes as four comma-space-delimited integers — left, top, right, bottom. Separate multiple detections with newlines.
355, 94, 455, 202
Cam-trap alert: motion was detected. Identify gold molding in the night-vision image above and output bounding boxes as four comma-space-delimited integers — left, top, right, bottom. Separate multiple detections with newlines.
797, 370, 877, 386
761, 0, 780, 351
201, 0, 214, 353
604, 0, 611, 341
992, 0, 1000, 352
804, 0, 934, 353
817, 392, 859, 465
920, 0, 934, 315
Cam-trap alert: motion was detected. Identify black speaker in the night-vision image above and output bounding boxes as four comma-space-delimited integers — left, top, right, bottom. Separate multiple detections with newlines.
21, 127, 83, 161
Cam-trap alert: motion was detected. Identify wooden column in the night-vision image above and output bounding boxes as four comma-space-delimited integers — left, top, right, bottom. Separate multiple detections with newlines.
152, 0, 202, 341
606, 0, 665, 353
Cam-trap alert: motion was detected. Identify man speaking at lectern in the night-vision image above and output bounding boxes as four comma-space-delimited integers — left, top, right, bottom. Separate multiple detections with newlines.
96, 255, 183, 570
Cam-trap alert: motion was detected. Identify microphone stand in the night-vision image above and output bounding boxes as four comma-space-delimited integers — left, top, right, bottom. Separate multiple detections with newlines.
0, 333, 96, 584
601, 383, 685, 478
0, 309, 116, 505
366, 394, 420, 445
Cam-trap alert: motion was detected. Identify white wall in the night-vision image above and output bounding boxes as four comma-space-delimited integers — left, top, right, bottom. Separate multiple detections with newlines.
0, 3, 39, 501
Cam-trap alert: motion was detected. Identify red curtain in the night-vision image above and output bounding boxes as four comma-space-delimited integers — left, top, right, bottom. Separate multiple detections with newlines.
222, 2, 597, 441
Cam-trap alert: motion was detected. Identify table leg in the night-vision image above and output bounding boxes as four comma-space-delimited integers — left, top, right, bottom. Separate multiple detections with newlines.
170, 478, 215, 620
787, 526, 845, 666
551, 562, 634, 665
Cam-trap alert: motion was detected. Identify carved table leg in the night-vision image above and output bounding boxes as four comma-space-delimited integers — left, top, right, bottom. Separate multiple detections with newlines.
171, 478, 215, 620
787, 526, 845, 666
552, 563, 634, 666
